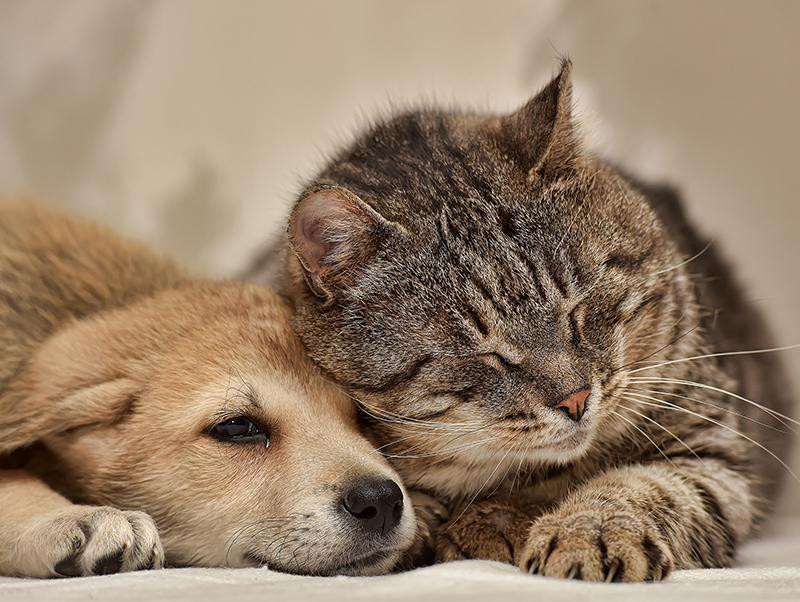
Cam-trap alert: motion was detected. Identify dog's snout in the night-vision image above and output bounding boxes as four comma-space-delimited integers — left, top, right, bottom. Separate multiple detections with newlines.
341, 478, 404, 535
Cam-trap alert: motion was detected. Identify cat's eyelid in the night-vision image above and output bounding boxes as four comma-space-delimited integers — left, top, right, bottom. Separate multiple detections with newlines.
476, 351, 519, 370
602, 250, 650, 271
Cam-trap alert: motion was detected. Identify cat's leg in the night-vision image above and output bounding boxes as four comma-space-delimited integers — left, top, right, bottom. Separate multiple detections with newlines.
0, 470, 164, 577
436, 497, 535, 565
395, 490, 451, 570
519, 458, 754, 581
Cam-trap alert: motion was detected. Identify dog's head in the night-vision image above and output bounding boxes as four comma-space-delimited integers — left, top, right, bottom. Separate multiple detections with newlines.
10, 283, 416, 575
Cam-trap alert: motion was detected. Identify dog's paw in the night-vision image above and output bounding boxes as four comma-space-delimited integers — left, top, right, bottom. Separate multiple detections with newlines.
519, 508, 673, 582
17, 506, 164, 578
435, 499, 530, 564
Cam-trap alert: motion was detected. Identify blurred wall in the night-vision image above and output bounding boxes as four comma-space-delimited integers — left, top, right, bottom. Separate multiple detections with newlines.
0, 0, 798, 511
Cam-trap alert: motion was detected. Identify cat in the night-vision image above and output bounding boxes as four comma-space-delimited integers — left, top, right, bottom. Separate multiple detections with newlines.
246, 60, 795, 581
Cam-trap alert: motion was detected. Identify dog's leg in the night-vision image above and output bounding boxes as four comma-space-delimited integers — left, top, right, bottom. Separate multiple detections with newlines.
0, 470, 164, 578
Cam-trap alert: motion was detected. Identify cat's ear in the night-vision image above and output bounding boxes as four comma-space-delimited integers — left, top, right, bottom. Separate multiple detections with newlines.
288, 187, 391, 299
500, 59, 578, 176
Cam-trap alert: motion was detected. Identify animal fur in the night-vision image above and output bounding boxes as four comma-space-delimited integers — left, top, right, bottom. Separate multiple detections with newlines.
0, 202, 416, 577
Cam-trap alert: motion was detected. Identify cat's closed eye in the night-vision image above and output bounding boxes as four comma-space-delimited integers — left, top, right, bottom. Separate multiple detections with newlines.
477, 352, 517, 372
603, 252, 648, 271
568, 305, 584, 345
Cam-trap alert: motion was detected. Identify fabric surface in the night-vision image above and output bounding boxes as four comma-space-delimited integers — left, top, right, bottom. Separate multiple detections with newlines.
1, 517, 798, 602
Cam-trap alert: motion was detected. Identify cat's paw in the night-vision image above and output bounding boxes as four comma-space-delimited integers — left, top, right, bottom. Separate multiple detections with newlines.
519, 508, 673, 582
435, 499, 530, 564
17, 506, 164, 578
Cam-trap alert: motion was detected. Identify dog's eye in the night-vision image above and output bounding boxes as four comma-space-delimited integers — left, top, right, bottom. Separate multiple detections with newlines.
210, 417, 269, 446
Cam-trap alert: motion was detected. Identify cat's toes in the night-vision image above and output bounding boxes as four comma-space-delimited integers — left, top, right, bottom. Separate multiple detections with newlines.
37, 507, 164, 577
435, 500, 529, 564
519, 510, 673, 582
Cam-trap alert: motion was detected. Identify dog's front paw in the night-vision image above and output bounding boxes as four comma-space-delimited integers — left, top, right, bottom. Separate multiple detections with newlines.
436, 499, 530, 564
519, 508, 673, 582
17, 506, 164, 578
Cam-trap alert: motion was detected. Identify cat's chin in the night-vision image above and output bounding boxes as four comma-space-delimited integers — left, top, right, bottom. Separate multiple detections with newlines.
516, 434, 593, 466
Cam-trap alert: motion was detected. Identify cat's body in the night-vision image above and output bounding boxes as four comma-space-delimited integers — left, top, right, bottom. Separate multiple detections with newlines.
246, 61, 794, 581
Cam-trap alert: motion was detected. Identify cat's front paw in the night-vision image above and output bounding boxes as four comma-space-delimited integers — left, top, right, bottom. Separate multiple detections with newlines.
519, 508, 673, 582
16, 506, 164, 578
395, 491, 450, 570
436, 499, 530, 564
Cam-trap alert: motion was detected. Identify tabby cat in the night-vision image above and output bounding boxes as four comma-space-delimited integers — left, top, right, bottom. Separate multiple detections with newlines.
246, 60, 795, 581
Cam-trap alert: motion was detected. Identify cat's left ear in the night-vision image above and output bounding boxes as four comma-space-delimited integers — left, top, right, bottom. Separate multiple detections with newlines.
499, 58, 579, 176
288, 187, 396, 299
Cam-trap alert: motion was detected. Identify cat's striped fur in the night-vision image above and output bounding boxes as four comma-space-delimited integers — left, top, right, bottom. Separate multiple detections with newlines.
246, 60, 795, 581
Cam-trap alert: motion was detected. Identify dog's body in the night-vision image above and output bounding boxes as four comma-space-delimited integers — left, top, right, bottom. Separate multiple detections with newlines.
0, 203, 416, 577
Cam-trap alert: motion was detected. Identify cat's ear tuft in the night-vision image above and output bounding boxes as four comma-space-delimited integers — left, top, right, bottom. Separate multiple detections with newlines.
501, 58, 579, 176
288, 187, 388, 299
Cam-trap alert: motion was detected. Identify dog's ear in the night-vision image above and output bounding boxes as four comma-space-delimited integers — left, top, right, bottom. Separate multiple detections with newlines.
0, 320, 141, 454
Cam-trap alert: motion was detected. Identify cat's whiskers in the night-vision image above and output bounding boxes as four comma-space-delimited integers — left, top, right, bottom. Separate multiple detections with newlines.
383, 437, 497, 460
507, 439, 530, 497
627, 386, 789, 433
621, 391, 800, 483
347, 392, 487, 433
616, 402, 704, 463
628, 376, 799, 430
652, 240, 713, 276
609, 408, 675, 467
485, 435, 529, 499
631, 309, 689, 344
448, 432, 524, 527
612, 324, 699, 375
371, 414, 497, 461
626, 343, 800, 377
357, 397, 485, 429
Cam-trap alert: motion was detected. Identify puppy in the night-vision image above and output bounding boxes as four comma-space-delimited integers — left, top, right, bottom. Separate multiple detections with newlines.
0, 202, 416, 577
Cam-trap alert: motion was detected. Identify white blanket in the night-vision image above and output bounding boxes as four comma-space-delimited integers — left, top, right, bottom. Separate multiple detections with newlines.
2, 517, 798, 602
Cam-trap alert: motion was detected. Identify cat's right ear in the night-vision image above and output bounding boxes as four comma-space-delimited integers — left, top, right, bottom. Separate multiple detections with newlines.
288, 187, 391, 299
499, 58, 579, 177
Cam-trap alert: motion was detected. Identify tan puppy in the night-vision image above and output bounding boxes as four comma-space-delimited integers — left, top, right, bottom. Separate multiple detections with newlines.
0, 203, 416, 578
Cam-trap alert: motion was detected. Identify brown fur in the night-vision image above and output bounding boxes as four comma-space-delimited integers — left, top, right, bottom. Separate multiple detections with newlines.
0, 202, 416, 577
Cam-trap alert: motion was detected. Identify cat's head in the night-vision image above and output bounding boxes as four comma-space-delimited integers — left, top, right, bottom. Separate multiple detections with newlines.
285, 61, 693, 497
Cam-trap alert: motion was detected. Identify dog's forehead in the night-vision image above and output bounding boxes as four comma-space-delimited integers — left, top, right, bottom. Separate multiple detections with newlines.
206, 366, 355, 423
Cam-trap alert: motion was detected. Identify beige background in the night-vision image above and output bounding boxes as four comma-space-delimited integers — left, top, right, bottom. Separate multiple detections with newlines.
0, 0, 798, 511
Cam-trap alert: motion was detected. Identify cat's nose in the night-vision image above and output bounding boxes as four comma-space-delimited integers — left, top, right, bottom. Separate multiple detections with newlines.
554, 388, 590, 422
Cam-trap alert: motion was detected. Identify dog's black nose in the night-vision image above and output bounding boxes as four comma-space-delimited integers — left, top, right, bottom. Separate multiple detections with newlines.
341, 478, 404, 535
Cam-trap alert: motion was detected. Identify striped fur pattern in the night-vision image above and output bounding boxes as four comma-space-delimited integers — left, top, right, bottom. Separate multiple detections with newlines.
250, 61, 795, 580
